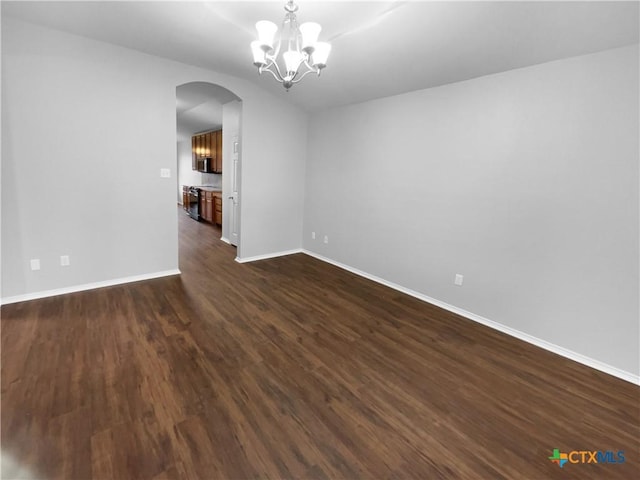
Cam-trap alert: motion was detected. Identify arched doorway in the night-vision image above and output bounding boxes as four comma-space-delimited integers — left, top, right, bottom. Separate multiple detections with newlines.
176, 82, 242, 250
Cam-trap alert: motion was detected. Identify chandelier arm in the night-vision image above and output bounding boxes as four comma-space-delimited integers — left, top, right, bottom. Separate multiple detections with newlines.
267, 57, 287, 82
261, 65, 285, 83
300, 57, 319, 74
289, 67, 318, 84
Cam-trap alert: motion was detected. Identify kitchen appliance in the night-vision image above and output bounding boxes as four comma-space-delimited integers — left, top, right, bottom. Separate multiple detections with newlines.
187, 187, 201, 221
199, 157, 211, 173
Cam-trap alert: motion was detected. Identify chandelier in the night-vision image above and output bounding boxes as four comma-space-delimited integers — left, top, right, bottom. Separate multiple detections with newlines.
250, 0, 331, 91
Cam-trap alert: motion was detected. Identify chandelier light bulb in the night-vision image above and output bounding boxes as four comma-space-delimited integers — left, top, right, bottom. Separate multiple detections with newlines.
300, 22, 321, 52
311, 42, 331, 68
256, 20, 278, 51
251, 41, 266, 66
283, 50, 303, 74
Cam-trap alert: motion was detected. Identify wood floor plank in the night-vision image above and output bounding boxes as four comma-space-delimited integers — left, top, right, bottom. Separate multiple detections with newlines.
1, 208, 638, 479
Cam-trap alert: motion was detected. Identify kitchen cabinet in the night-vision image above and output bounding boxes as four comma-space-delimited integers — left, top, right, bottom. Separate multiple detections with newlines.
185, 187, 221, 225
194, 189, 221, 225
213, 130, 222, 174
214, 195, 222, 226
203, 191, 214, 223
191, 137, 197, 170
199, 192, 206, 221
205, 132, 213, 159
191, 129, 222, 174
182, 186, 190, 212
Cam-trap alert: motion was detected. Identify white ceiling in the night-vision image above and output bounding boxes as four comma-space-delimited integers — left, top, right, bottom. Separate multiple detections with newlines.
3, 1, 639, 112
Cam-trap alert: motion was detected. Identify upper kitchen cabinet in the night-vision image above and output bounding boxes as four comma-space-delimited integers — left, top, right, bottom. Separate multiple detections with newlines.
191, 136, 197, 170
213, 130, 222, 174
192, 129, 222, 174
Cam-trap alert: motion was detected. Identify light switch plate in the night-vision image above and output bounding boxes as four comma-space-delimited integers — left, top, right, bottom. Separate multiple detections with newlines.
160, 168, 171, 178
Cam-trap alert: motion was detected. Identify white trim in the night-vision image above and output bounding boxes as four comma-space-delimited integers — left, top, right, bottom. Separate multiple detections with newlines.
0, 269, 181, 305
302, 249, 640, 386
235, 248, 303, 264
220, 236, 232, 245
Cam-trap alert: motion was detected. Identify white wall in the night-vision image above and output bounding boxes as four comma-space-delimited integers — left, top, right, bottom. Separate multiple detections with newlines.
304, 45, 639, 377
1, 17, 308, 300
238, 94, 307, 259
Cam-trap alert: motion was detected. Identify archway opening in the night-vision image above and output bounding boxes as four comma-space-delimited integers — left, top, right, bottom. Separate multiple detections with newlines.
175, 82, 242, 256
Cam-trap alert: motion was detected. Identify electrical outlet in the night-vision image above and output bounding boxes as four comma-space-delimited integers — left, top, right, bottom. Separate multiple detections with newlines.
311, 231, 316, 240
454, 274, 464, 286
160, 168, 171, 178
30, 259, 41, 271
60, 255, 70, 266
323, 235, 329, 244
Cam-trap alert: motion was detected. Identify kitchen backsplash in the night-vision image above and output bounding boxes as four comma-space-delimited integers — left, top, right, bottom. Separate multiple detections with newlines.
201, 172, 222, 188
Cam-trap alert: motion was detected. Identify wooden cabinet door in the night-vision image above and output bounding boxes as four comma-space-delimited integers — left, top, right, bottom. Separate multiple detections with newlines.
213, 130, 218, 159
205, 132, 213, 165
198, 191, 205, 220
204, 192, 214, 223
196, 135, 203, 171
214, 195, 222, 225
214, 130, 223, 173
191, 136, 197, 170
182, 186, 189, 211
208, 132, 215, 173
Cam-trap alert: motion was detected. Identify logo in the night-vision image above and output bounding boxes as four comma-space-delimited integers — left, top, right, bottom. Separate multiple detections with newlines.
549, 449, 568, 468
548, 449, 625, 468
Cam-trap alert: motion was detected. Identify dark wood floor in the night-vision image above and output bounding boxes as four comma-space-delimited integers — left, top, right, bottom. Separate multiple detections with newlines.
1, 209, 638, 479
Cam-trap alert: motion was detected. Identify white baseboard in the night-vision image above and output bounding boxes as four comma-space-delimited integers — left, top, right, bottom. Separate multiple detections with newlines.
235, 248, 303, 264
302, 249, 640, 386
0, 269, 181, 306
220, 236, 231, 245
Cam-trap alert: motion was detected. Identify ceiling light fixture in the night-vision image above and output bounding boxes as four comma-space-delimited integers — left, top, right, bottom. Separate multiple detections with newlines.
251, 0, 331, 91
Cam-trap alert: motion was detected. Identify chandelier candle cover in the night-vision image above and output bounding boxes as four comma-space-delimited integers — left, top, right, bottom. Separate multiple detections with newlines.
251, 0, 331, 90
